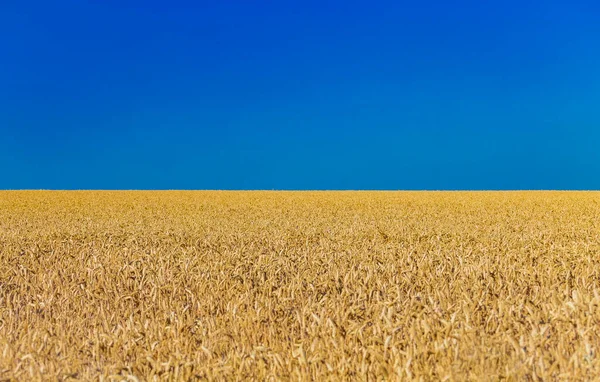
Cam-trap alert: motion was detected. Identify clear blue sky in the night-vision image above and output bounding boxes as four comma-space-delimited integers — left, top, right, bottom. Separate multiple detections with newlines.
2, 1, 599, 189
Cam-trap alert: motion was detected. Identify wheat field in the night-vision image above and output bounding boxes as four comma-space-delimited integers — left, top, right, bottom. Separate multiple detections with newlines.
1, 191, 599, 381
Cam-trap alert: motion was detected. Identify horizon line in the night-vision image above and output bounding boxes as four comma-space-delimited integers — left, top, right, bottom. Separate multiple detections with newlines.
1, 189, 599, 192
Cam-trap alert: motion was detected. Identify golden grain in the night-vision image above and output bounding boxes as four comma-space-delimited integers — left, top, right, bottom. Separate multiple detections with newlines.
1, 191, 599, 380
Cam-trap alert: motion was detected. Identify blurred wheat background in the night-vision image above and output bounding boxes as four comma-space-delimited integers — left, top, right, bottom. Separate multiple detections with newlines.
1, 191, 600, 381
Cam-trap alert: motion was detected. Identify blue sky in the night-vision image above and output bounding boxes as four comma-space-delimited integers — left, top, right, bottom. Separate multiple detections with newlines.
1, 1, 599, 189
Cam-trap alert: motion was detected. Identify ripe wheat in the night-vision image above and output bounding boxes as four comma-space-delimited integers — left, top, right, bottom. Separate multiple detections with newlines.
1, 191, 599, 380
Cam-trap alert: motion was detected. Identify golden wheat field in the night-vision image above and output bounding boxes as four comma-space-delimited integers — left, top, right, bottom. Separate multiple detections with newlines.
1, 191, 600, 381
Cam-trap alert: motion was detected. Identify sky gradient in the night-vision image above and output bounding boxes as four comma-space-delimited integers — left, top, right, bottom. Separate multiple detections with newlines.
2, 1, 599, 189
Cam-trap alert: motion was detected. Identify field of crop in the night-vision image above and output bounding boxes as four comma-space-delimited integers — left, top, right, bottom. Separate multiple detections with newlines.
1, 191, 600, 380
